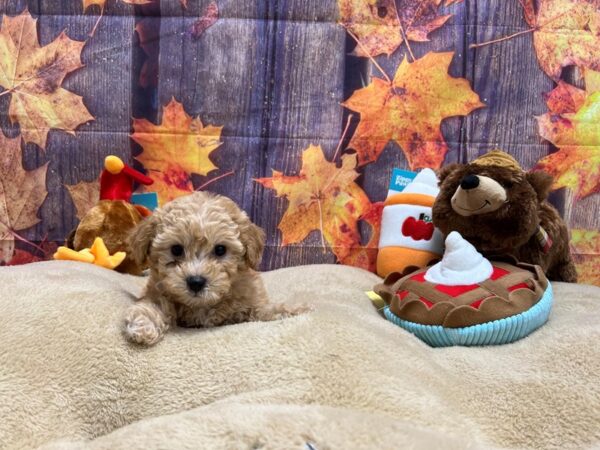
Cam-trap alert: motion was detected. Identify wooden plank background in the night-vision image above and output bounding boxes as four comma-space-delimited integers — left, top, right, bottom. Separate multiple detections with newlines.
0, 0, 135, 248
0, 0, 598, 281
156, 0, 346, 269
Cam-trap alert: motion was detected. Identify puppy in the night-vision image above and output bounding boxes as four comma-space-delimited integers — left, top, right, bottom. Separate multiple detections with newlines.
124, 191, 307, 346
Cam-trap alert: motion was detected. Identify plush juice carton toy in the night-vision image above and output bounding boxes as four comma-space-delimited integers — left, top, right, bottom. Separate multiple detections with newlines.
377, 168, 444, 277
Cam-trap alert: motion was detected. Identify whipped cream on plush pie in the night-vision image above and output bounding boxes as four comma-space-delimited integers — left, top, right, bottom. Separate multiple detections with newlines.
425, 232, 493, 286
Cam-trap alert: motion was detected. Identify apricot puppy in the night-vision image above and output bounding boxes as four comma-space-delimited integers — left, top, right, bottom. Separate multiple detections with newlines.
124, 191, 307, 346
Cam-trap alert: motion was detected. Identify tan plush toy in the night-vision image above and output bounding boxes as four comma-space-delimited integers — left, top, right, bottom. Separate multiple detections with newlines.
55, 156, 153, 275
61, 200, 146, 274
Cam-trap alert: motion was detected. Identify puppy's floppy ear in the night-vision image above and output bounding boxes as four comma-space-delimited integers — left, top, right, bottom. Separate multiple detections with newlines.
128, 214, 159, 266
238, 215, 265, 269
220, 196, 265, 269
526, 170, 554, 202
436, 163, 462, 185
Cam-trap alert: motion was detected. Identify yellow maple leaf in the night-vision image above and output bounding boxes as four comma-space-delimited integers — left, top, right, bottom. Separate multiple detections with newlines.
343, 52, 484, 169
65, 180, 100, 220
535, 75, 600, 198
532, 0, 600, 80
256, 145, 370, 259
131, 98, 223, 204
338, 0, 460, 57
0, 10, 94, 149
570, 229, 600, 286
0, 133, 48, 263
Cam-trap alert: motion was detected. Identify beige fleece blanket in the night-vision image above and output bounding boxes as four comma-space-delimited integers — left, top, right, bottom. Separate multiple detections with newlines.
0, 261, 599, 450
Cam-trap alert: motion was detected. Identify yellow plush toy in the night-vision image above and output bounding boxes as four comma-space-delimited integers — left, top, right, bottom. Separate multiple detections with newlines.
54, 237, 126, 270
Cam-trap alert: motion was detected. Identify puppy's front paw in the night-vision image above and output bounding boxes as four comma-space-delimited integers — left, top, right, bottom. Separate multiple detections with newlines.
295, 303, 314, 314
124, 304, 167, 346
125, 315, 161, 345
253, 303, 313, 322
278, 303, 313, 319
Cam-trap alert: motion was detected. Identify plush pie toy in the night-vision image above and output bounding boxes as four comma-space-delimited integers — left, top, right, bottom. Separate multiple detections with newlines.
375, 232, 553, 347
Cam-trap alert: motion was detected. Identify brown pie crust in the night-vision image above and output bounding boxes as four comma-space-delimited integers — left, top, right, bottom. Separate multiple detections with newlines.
374, 262, 548, 328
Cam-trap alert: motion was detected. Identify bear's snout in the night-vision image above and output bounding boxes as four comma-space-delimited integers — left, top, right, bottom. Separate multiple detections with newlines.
451, 175, 507, 217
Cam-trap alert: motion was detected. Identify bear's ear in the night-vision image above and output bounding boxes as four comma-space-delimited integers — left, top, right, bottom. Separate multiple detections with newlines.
436, 163, 462, 185
526, 170, 554, 202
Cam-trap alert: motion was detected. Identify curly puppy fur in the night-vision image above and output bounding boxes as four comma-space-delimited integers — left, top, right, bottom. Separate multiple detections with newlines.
124, 192, 309, 346
433, 164, 577, 282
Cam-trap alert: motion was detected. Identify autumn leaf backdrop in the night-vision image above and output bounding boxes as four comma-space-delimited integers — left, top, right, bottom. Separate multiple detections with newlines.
0, 0, 598, 286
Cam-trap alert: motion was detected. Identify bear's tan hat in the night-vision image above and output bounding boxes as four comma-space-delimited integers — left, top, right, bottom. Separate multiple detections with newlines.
471, 150, 522, 172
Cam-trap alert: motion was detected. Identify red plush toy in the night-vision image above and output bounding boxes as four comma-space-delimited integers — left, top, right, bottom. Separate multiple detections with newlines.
100, 155, 153, 202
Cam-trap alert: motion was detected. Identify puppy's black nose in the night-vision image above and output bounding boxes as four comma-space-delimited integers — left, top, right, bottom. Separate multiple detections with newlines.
186, 275, 206, 293
460, 174, 480, 190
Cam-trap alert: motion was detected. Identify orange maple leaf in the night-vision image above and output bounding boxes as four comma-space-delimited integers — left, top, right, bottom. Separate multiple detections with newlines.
132, 98, 223, 204
535, 72, 600, 198
339, 0, 461, 57
0, 133, 48, 263
570, 229, 600, 286
336, 201, 384, 272
65, 180, 100, 220
343, 52, 483, 169
256, 144, 370, 262
527, 0, 600, 81
0, 10, 94, 149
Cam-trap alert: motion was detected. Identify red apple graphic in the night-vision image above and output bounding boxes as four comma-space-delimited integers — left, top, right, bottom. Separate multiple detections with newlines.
402, 216, 434, 241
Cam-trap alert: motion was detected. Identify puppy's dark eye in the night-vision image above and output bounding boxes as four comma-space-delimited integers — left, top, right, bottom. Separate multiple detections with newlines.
214, 245, 227, 257
501, 180, 514, 189
171, 244, 184, 257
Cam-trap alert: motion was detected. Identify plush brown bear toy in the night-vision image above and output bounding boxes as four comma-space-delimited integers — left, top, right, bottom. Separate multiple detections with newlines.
432, 150, 577, 282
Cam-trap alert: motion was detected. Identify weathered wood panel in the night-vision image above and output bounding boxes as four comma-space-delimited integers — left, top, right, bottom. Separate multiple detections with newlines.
555, 69, 600, 235
0, 1, 135, 249
157, 0, 268, 212
350, 4, 469, 259
463, 2, 599, 240
463, 0, 553, 168
157, 0, 346, 270
257, 1, 346, 269
358, 3, 469, 206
